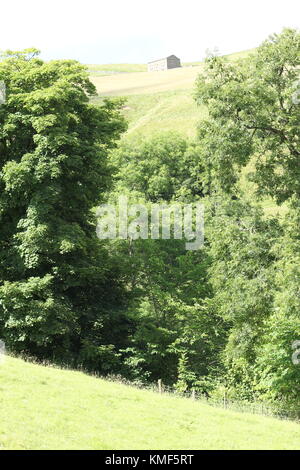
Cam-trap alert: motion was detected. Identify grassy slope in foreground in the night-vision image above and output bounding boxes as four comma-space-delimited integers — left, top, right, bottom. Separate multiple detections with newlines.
1, 356, 300, 450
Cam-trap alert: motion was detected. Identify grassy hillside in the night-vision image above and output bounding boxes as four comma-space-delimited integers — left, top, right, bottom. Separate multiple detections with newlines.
1, 356, 300, 450
87, 63, 147, 75
90, 49, 255, 139
87, 49, 253, 87
91, 65, 204, 96
90, 49, 284, 215
92, 89, 207, 138
90, 66, 205, 139
89, 50, 255, 97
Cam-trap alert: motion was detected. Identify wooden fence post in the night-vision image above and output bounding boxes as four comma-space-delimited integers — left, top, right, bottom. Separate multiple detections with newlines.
158, 379, 162, 394
191, 389, 196, 400
223, 389, 227, 409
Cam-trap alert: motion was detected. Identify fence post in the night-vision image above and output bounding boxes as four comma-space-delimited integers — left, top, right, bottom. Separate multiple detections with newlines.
158, 379, 163, 394
191, 389, 196, 400
223, 389, 227, 409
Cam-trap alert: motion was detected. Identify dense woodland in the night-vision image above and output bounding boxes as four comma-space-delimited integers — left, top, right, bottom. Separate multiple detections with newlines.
0, 29, 299, 415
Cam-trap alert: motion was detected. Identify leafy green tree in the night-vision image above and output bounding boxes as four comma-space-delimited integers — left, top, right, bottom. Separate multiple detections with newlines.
0, 49, 127, 370
108, 234, 224, 389
106, 133, 221, 388
111, 133, 207, 202
256, 200, 300, 411
206, 196, 281, 398
195, 29, 300, 203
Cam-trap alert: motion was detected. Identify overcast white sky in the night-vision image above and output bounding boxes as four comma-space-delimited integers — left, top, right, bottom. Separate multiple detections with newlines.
1, 0, 299, 63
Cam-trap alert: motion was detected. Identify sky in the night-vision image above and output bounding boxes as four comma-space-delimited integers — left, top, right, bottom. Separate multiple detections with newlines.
1, 0, 299, 64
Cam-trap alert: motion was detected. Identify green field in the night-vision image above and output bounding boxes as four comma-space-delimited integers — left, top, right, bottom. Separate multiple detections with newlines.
90, 49, 283, 214
92, 89, 207, 139
90, 50, 255, 139
87, 63, 148, 76
0, 356, 299, 450
90, 65, 205, 139
89, 50, 255, 97
91, 65, 204, 96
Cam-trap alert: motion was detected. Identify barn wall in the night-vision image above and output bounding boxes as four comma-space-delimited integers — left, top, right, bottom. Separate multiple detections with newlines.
147, 58, 168, 72
166, 56, 181, 69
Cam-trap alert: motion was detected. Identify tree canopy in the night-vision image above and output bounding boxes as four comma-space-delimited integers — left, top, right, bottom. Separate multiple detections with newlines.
0, 49, 128, 370
1, 31, 300, 417
195, 29, 300, 203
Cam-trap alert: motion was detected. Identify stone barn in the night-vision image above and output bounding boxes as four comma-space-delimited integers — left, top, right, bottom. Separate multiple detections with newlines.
147, 55, 181, 72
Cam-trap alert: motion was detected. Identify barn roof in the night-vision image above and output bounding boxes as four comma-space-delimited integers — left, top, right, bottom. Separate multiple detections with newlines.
147, 55, 179, 64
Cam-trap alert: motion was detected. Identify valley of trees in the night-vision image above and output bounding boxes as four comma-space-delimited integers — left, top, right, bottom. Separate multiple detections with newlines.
0, 29, 299, 416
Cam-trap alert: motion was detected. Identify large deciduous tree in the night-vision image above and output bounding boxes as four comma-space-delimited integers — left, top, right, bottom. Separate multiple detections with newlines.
195, 28, 300, 204
0, 49, 127, 370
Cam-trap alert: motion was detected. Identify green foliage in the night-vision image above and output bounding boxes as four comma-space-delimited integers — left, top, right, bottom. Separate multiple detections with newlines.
255, 201, 300, 409
0, 49, 127, 370
109, 234, 223, 387
2, 31, 300, 419
111, 133, 207, 202
204, 196, 281, 399
189, 30, 300, 409
195, 29, 300, 203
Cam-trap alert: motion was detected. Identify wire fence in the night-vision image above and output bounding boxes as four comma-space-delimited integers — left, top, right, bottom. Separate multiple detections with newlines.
104, 375, 300, 423
11, 353, 299, 422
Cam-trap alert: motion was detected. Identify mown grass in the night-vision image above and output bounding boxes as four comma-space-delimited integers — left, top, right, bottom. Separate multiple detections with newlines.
0, 356, 300, 450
